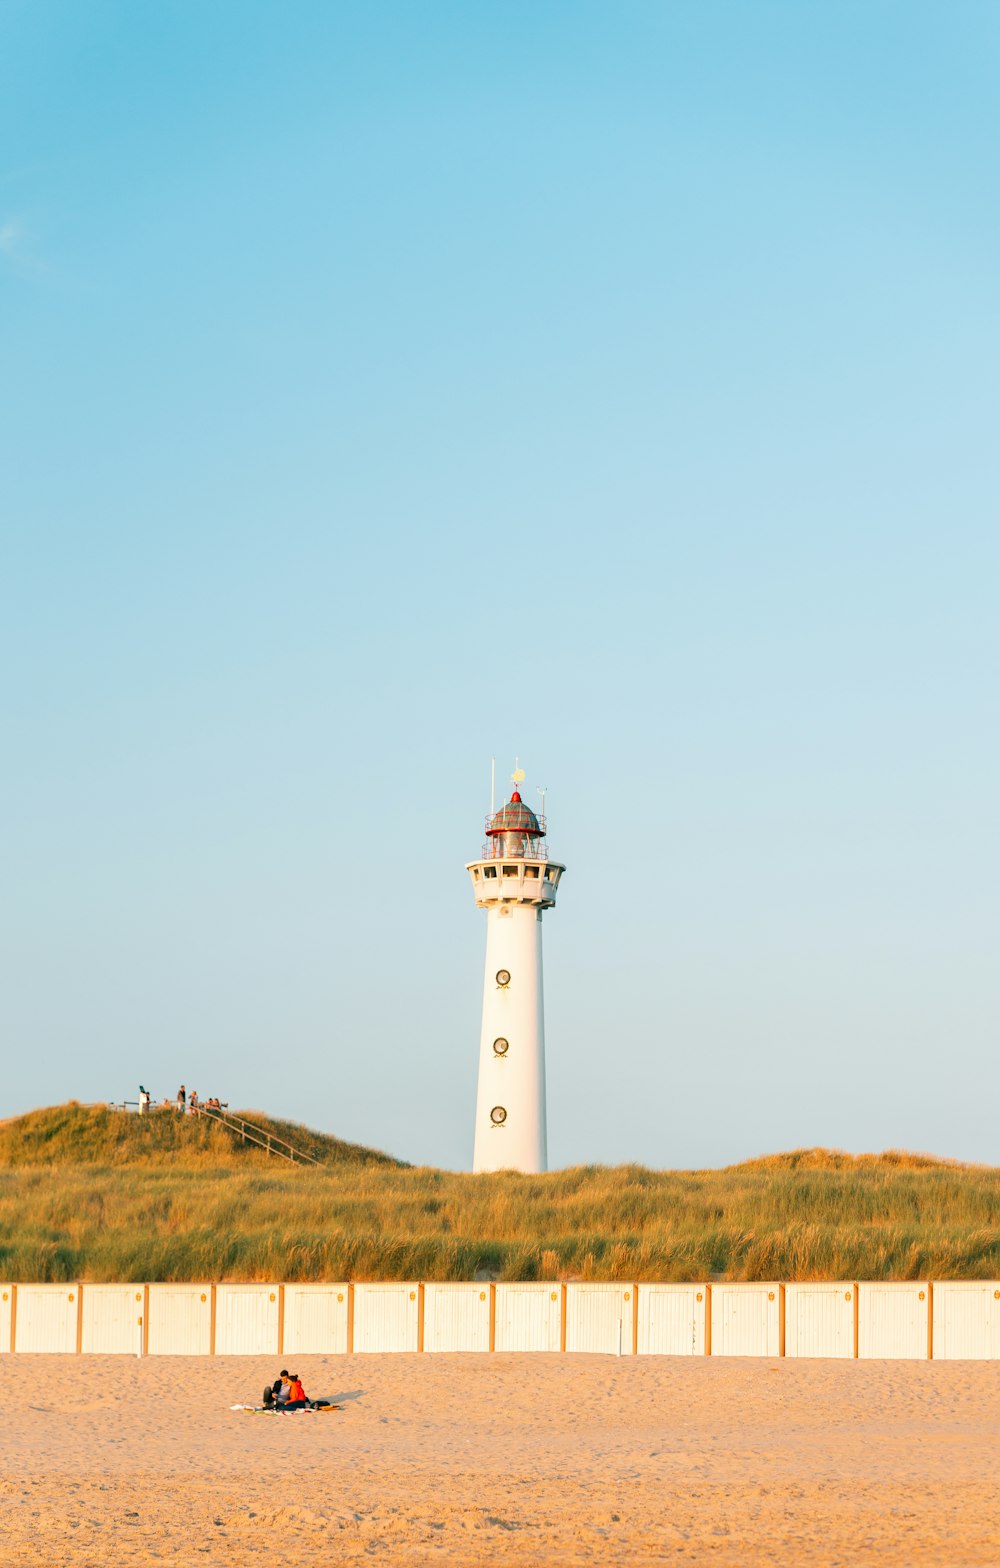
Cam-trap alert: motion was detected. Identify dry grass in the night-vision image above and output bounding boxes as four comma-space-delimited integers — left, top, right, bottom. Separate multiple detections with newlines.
0, 1102, 400, 1169
1, 1106, 997, 1284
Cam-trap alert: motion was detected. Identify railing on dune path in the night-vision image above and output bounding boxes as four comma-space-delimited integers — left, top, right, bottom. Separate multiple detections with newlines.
191, 1104, 323, 1167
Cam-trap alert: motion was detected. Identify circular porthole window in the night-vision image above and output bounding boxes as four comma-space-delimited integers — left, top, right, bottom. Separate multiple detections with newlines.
493, 1037, 509, 1056
490, 1106, 507, 1126
496, 968, 511, 987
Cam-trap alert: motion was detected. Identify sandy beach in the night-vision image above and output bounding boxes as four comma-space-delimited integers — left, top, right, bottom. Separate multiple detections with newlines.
1, 1353, 998, 1566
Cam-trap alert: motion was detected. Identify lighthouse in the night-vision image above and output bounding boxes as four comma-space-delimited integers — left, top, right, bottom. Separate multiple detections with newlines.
467, 773, 566, 1173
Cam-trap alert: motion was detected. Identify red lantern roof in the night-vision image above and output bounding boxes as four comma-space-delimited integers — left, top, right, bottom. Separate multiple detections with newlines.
487, 791, 543, 838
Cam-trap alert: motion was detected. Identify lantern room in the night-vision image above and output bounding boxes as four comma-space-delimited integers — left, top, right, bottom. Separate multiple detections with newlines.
484, 791, 546, 860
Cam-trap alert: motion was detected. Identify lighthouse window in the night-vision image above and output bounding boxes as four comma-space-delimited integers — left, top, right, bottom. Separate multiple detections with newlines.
472, 869, 480, 880
502, 865, 517, 876
483, 865, 497, 878
545, 867, 557, 882
490, 1106, 507, 1126
493, 1037, 509, 1056
525, 865, 539, 878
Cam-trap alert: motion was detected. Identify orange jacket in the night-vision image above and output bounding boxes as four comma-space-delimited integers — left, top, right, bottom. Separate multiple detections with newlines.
288, 1380, 306, 1402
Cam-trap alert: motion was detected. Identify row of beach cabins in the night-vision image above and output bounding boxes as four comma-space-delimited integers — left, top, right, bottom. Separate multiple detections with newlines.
2, 1278, 999, 1360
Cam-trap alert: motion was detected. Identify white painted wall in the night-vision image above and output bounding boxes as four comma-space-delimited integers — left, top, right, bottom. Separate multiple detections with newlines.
353, 1284, 420, 1352
473, 901, 547, 1173
494, 1283, 562, 1352
565, 1284, 635, 1354
215, 1285, 280, 1355
147, 1284, 212, 1355
857, 1283, 929, 1359
423, 1284, 491, 1352
636, 1284, 707, 1356
931, 1282, 1000, 1360
784, 1284, 855, 1358
710, 1285, 781, 1357
282, 1285, 349, 1355
14, 1285, 79, 1353
81, 1285, 143, 1354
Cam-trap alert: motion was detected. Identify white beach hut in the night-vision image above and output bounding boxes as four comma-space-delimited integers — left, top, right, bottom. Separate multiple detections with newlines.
81, 1284, 144, 1354
282, 1285, 349, 1356
636, 1284, 707, 1356
565, 1283, 635, 1354
857, 1283, 929, 1359
352, 1284, 421, 1352
146, 1284, 212, 1355
783, 1283, 856, 1358
13, 1284, 80, 1353
710, 1284, 781, 1357
494, 1283, 563, 1352
214, 1285, 280, 1355
930, 1282, 1000, 1360
422, 1284, 492, 1352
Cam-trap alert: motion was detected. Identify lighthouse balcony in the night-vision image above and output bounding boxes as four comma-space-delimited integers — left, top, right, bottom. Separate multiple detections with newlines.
466, 859, 565, 907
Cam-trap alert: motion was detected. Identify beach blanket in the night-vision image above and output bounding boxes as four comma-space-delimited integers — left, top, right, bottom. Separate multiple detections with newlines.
230, 1403, 341, 1414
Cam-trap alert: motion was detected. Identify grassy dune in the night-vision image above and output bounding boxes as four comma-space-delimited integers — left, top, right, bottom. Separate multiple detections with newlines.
1, 1105, 997, 1284
0, 1102, 401, 1169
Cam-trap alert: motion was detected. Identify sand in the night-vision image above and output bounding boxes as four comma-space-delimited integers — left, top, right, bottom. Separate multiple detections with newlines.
1, 1353, 998, 1565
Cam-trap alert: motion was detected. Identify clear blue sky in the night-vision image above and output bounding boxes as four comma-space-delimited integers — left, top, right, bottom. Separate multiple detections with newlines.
2, 2, 997, 1169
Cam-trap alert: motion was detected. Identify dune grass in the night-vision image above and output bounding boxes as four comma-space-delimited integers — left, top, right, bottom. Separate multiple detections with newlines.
0, 1105, 997, 1284
0, 1102, 401, 1169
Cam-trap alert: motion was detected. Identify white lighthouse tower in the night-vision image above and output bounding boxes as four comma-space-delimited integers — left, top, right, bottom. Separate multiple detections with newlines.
467, 772, 566, 1173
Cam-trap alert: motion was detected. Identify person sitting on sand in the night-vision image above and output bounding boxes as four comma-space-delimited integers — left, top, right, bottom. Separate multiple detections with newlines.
281, 1374, 310, 1412
258, 1375, 332, 1414
262, 1376, 286, 1409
